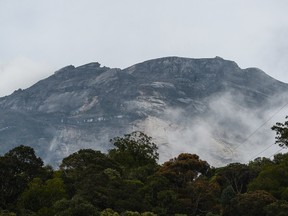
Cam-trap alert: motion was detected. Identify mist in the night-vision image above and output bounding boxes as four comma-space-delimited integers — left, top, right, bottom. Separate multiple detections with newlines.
0, 58, 52, 97
136, 91, 288, 166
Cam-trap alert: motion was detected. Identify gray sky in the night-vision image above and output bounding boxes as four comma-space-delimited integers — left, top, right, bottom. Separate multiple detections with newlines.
1, 0, 288, 97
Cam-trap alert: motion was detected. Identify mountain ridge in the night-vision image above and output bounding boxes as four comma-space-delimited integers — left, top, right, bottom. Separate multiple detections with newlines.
0, 56, 287, 166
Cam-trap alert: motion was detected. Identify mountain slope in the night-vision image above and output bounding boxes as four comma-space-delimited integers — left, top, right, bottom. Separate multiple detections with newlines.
0, 57, 287, 166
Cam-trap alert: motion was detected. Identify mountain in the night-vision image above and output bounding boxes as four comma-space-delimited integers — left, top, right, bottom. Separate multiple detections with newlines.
0, 56, 287, 166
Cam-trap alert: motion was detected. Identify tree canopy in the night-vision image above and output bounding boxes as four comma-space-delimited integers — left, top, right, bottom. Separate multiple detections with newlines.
272, 116, 288, 148
108, 131, 159, 168
2, 122, 288, 216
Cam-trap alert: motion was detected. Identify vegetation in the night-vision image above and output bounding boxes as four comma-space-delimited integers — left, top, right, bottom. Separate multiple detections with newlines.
272, 116, 288, 147
0, 118, 288, 216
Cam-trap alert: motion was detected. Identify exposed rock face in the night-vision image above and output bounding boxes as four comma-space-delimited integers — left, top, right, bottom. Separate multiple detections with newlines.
0, 57, 287, 166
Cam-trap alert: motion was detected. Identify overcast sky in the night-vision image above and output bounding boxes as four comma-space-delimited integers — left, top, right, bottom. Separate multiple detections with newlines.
1, 0, 288, 97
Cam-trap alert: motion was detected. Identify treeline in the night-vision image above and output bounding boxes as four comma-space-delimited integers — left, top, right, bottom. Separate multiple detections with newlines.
1, 126, 288, 216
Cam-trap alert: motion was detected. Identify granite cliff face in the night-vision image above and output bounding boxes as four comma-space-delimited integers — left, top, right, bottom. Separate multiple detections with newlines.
0, 57, 287, 166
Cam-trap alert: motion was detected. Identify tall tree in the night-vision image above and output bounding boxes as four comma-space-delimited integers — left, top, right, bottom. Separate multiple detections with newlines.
265, 200, 288, 216
157, 153, 215, 216
224, 190, 276, 216
18, 176, 67, 214
108, 131, 159, 168
215, 163, 257, 193
60, 149, 121, 208
158, 153, 210, 188
272, 116, 288, 147
0, 145, 44, 209
248, 153, 288, 200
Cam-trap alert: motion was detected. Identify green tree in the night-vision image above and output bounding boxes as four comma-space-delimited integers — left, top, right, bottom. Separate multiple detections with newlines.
112, 179, 145, 212
157, 154, 219, 216
248, 153, 288, 200
141, 175, 170, 210
0, 146, 45, 209
140, 212, 157, 216
179, 178, 221, 216
215, 163, 257, 193
224, 190, 276, 216
53, 196, 100, 216
121, 211, 141, 216
248, 157, 274, 174
220, 185, 236, 216
157, 190, 177, 212
108, 131, 159, 169
0, 209, 16, 216
60, 149, 121, 200
4, 145, 43, 176
221, 185, 236, 206
60, 149, 120, 173
272, 116, 288, 147
206, 213, 220, 216
100, 208, 119, 216
158, 153, 210, 188
265, 200, 288, 216
18, 175, 67, 214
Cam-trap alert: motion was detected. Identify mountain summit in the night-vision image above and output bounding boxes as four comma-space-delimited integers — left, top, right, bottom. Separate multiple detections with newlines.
0, 57, 287, 166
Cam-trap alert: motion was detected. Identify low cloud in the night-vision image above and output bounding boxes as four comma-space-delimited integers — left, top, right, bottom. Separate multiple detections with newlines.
137, 91, 288, 166
0, 58, 52, 97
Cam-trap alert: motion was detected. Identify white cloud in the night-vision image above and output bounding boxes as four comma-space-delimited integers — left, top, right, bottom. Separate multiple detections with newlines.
0, 58, 53, 96
136, 91, 288, 166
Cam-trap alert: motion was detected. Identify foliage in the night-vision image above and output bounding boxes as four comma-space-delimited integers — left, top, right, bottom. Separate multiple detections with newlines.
60, 149, 121, 201
121, 211, 141, 216
18, 176, 67, 213
53, 196, 100, 216
206, 213, 220, 216
157, 153, 220, 215
264, 200, 288, 216
272, 116, 288, 147
220, 185, 236, 206
0, 145, 45, 210
224, 190, 276, 216
0, 209, 16, 216
4, 127, 288, 215
100, 208, 119, 216
215, 163, 257, 193
140, 212, 157, 216
158, 153, 210, 188
248, 157, 274, 174
248, 153, 288, 199
108, 131, 159, 169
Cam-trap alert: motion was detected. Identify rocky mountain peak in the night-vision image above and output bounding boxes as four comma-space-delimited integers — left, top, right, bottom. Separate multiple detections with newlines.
0, 57, 287, 166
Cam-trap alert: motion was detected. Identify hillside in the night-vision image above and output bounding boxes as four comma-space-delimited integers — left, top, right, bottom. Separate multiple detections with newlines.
0, 56, 287, 166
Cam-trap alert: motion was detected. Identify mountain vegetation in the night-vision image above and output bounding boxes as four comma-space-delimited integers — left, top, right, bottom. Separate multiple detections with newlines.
1, 118, 288, 216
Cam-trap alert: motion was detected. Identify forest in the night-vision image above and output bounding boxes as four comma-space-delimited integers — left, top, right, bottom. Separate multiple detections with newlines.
0, 117, 288, 216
